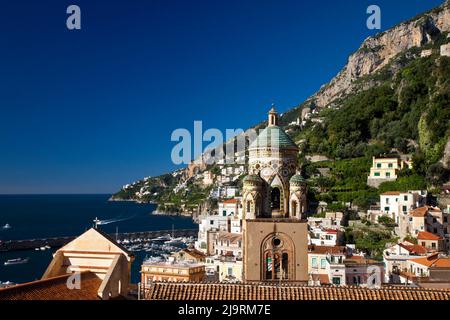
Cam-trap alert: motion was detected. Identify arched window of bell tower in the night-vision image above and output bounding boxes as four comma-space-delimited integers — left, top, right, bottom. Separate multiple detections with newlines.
271, 187, 281, 211
291, 201, 298, 218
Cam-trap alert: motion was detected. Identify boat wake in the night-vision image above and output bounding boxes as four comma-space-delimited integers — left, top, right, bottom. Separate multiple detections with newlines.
97, 215, 135, 225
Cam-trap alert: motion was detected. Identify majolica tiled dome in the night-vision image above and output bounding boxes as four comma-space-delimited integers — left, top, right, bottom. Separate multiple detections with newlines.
290, 174, 306, 187
249, 126, 298, 150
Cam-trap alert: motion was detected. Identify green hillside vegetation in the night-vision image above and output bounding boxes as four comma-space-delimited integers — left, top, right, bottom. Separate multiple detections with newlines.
112, 173, 177, 203
291, 44, 450, 204
156, 182, 213, 214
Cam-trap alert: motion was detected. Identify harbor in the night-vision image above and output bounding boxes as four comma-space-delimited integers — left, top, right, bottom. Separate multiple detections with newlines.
0, 229, 197, 252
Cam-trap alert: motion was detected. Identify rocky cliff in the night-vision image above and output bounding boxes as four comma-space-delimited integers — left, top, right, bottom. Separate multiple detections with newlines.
305, 0, 450, 109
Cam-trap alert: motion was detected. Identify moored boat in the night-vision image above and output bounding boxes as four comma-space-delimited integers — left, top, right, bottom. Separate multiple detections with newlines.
4, 258, 29, 266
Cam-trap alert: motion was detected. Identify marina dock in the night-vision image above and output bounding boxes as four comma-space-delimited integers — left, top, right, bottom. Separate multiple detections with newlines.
0, 229, 198, 252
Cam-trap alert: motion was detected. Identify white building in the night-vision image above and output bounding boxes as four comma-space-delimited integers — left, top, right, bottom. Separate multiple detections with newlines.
383, 242, 431, 283
202, 171, 214, 186
308, 245, 350, 286
214, 232, 242, 258
308, 227, 342, 246
400, 253, 450, 284
307, 212, 343, 230
378, 190, 427, 225
218, 199, 239, 217
194, 214, 230, 254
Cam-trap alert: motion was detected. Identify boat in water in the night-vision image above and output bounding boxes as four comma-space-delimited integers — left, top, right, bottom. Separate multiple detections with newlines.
4, 258, 29, 266
1, 223, 11, 230
164, 237, 185, 246
152, 234, 171, 242
0, 281, 15, 288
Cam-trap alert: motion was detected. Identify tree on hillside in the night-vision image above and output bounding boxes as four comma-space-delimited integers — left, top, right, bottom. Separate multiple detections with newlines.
426, 163, 450, 187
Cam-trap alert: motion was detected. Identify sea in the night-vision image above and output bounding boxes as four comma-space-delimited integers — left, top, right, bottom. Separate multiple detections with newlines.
0, 194, 197, 284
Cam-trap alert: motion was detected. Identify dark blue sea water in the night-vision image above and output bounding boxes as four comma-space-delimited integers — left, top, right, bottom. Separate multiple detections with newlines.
0, 195, 196, 284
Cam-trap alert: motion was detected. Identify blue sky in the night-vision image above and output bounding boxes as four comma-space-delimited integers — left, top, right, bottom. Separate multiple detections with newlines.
0, 0, 444, 194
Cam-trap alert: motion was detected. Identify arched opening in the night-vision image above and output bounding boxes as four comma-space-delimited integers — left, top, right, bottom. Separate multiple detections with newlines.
246, 201, 251, 213
282, 253, 289, 280
291, 201, 297, 217
262, 234, 294, 281
273, 253, 281, 280
271, 187, 281, 211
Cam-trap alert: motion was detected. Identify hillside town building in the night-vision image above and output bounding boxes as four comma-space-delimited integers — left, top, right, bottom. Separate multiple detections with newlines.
367, 156, 412, 188
141, 257, 205, 284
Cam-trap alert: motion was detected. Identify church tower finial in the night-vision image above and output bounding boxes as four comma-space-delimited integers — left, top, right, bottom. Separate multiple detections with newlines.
268, 104, 278, 126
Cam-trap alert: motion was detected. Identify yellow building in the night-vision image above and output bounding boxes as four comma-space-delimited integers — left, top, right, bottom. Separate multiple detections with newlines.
367, 156, 411, 188
141, 260, 205, 285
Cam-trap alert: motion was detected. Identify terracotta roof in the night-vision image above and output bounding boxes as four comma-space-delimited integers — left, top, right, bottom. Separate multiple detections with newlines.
217, 231, 242, 244
221, 199, 238, 204
381, 192, 401, 196
410, 206, 442, 218
179, 248, 207, 260
410, 207, 429, 217
344, 257, 382, 265
417, 231, 443, 241
399, 243, 430, 255
144, 282, 450, 300
0, 272, 102, 300
410, 254, 450, 268
308, 245, 347, 255
310, 273, 330, 284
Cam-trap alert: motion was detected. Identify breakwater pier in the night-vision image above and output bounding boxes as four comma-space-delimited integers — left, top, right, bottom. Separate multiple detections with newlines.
0, 229, 198, 252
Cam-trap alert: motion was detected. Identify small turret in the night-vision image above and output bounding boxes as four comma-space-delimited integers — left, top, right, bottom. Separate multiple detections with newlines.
268, 105, 278, 126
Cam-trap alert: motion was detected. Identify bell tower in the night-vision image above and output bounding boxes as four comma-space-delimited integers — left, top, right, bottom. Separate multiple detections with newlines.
268, 106, 278, 126
242, 107, 308, 283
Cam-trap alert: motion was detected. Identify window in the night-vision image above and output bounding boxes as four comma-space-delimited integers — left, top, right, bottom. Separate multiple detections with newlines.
228, 267, 233, 276
282, 253, 289, 280
386, 172, 391, 178
223, 210, 227, 217
384, 207, 390, 212
376, 163, 382, 168
402, 206, 407, 212
374, 172, 380, 177
312, 257, 318, 268
404, 196, 408, 201
320, 259, 326, 269
432, 243, 436, 249
421, 242, 426, 247
388, 163, 393, 168
332, 277, 341, 285
210, 220, 214, 225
